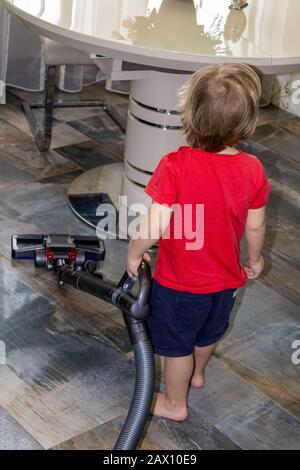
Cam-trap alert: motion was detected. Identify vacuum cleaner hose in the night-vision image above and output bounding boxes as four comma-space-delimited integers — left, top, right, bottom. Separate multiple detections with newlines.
57, 263, 155, 450
114, 337, 155, 450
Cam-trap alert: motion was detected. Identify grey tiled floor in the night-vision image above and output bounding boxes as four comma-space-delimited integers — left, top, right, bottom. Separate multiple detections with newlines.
0, 83, 299, 450
0, 407, 42, 450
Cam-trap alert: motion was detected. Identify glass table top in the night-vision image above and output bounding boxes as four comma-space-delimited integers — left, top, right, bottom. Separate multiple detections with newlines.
4, 0, 300, 60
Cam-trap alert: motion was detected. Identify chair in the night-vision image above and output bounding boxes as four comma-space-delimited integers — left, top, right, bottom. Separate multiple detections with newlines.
22, 38, 105, 152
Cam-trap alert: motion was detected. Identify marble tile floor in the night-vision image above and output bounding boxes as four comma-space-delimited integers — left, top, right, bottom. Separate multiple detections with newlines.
0, 83, 299, 450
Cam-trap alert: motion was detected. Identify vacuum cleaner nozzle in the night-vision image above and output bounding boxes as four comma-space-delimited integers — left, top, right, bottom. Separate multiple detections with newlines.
11, 234, 105, 271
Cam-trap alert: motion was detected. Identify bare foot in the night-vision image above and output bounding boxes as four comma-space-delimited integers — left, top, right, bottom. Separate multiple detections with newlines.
151, 393, 188, 422
190, 374, 205, 389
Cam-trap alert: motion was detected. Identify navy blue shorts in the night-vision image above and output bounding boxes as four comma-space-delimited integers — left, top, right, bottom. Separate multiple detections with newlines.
147, 280, 238, 357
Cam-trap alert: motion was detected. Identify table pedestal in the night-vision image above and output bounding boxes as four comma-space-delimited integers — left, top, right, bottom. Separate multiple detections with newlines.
68, 71, 188, 238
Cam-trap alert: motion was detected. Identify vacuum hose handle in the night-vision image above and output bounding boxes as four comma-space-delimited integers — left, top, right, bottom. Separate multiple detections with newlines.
116, 261, 152, 321
131, 261, 152, 321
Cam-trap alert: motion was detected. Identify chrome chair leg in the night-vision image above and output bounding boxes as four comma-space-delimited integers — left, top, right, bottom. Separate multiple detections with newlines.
22, 65, 105, 152
22, 65, 56, 152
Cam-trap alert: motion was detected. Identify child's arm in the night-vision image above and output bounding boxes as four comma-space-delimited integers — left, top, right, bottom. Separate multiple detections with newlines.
127, 202, 173, 277
244, 207, 266, 279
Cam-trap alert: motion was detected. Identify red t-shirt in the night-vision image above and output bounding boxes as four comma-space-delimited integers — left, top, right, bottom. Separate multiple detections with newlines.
145, 146, 271, 294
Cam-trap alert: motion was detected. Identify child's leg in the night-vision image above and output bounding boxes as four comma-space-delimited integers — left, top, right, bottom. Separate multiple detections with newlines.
152, 355, 193, 421
191, 290, 238, 388
191, 344, 215, 388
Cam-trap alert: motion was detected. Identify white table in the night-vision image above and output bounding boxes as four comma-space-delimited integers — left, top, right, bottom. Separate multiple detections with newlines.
3, 0, 300, 236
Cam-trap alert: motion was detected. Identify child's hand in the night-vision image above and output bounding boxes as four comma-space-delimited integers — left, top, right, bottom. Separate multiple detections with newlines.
127, 252, 151, 277
244, 256, 264, 280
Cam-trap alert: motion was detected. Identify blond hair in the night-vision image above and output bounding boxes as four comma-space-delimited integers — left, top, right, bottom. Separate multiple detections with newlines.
179, 63, 261, 153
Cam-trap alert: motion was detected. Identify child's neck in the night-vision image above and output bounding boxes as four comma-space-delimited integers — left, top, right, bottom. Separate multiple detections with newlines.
217, 146, 240, 155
